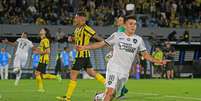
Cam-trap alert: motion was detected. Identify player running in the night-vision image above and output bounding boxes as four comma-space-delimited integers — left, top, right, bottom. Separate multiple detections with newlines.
3, 32, 34, 86
56, 11, 105, 101
77, 15, 166, 101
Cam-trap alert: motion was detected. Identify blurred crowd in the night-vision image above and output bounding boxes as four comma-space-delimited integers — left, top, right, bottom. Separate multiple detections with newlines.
0, 0, 200, 28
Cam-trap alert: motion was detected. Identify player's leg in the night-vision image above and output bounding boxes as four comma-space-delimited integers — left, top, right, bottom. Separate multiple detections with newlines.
35, 63, 46, 92
116, 76, 128, 99
0, 67, 3, 80
13, 56, 22, 86
170, 62, 174, 79
104, 71, 118, 101
85, 57, 105, 84
65, 69, 79, 100
56, 58, 81, 101
4, 64, 9, 80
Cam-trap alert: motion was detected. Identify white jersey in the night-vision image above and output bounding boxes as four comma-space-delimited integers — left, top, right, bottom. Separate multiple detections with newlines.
105, 32, 146, 76
15, 38, 33, 56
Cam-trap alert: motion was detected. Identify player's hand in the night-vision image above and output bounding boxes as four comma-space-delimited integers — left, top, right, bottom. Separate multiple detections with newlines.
159, 60, 167, 65
76, 45, 86, 51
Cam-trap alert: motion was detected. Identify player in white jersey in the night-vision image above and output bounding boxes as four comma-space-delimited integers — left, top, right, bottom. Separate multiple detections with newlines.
77, 15, 166, 101
3, 32, 34, 86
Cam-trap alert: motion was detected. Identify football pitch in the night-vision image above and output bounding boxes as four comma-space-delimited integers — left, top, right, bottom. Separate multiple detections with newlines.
0, 79, 201, 101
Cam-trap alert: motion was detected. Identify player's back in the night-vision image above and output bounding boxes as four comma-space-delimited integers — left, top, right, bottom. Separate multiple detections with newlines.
15, 38, 33, 56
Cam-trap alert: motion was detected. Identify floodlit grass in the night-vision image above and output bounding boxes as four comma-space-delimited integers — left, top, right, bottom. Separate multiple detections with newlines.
0, 79, 201, 101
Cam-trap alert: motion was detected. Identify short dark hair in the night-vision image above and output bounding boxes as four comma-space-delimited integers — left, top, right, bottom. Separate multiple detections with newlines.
124, 15, 136, 22
75, 11, 86, 17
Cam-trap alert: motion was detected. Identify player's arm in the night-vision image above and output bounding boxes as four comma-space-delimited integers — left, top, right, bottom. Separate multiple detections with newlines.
76, 41, 106, 51
2, 39, 17, 46
92, 34, 104, 42
141, 51, 166, 65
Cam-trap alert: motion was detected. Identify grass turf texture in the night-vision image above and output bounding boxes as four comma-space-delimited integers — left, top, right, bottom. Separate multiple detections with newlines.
0, 79, 201, 101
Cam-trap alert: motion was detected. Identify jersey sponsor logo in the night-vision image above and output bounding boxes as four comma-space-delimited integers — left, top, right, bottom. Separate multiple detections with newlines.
119, 42, 136, 53
119, 37, 124, 40
133, 39, 138, 44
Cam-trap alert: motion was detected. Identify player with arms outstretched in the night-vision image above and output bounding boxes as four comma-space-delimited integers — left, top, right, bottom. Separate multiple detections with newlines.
3, 32, 34, 86
77, 15, 166, 101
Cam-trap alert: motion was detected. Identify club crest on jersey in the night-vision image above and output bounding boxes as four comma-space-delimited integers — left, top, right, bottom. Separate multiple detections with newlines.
133, 39, 137, 44
127, 38, 130, 41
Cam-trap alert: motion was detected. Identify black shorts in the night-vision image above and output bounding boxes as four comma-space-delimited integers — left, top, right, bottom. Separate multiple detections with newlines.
72, 57, 92, 71
36, 63, 47, 74
166, 61, 174, 71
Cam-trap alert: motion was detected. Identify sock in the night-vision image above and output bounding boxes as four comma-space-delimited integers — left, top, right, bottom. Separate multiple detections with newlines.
36, 75, 43, 90
95, 73, 105, 84
42, 74, 57, 79
66, 80, 77, 99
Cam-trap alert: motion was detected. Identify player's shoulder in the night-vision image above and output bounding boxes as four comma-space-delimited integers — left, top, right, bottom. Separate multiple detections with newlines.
133, 34, 142, 39
42, 38, 49, 42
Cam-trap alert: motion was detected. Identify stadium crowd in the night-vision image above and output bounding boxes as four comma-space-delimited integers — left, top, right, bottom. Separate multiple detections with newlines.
0, 0, 200, 28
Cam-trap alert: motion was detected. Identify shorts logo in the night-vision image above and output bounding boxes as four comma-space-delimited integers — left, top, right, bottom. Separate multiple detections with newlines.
108, 81, 112, 85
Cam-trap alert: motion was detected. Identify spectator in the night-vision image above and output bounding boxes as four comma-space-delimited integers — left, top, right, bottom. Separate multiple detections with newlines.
163, 42, 176, 80
167, 30, 177, 41
0, 48, 11, 80
152, 46, 164, 78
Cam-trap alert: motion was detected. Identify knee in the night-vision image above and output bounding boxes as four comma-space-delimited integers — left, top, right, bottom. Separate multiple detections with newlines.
105, 89, 114, 98
35, 71, 41, 76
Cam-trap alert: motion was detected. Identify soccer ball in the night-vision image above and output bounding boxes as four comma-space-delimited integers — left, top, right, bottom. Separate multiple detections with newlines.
94, 92, 104, 101
13, 68, 21, 74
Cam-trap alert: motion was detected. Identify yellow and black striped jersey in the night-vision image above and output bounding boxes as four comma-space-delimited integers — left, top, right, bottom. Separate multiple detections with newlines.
39, 38, 50, 64
74, 24, 96, 58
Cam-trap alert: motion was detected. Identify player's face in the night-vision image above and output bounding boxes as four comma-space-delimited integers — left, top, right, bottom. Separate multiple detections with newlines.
1, 48, 5, 52
39, 29, 46, 39
74, 16, 79, 26
125, 19, 136, 35
116, 17, 124, 26
21, 32, 27, 38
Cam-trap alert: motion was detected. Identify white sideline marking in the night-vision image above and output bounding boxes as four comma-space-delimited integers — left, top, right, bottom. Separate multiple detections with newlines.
164, 95, 201, 101
130, 92, 201, 101
130, 92, 159, 96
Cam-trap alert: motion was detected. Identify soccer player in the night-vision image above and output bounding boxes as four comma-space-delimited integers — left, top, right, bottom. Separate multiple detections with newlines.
2, 32, 34, 86
57, 11, 105, 101
34, 28, 61, 92
0, 48, 11, 80
31, 52, 40, 78
77, 15, 166, 101
116, 15, 129, 98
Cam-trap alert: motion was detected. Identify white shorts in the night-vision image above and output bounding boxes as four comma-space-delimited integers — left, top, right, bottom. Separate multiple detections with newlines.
0, 64, 9, 69
105, 70, 128, 93
13, 55, 28, 68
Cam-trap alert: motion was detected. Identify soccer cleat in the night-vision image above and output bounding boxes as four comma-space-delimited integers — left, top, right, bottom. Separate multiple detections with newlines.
56, 75, 62, 82
117, 87, 128, 99
56, 96, 71, 101
37, 89, 45, 93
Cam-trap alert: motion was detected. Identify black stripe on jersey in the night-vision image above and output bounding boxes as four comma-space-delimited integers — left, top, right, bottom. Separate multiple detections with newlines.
104, 40, 111, 46
83, 51, 86, 57
84, 28, 95, 36
77, 51, 80, 57
82, 33, 85, 45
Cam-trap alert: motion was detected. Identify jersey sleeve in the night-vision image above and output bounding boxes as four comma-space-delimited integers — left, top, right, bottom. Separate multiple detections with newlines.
84, 26, 96, 37
138, 38, 147, 52
104, 32, 116, 46
29, 40, 34, 48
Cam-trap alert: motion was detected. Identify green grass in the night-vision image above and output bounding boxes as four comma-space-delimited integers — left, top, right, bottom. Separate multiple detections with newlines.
0, 79, 201, 101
